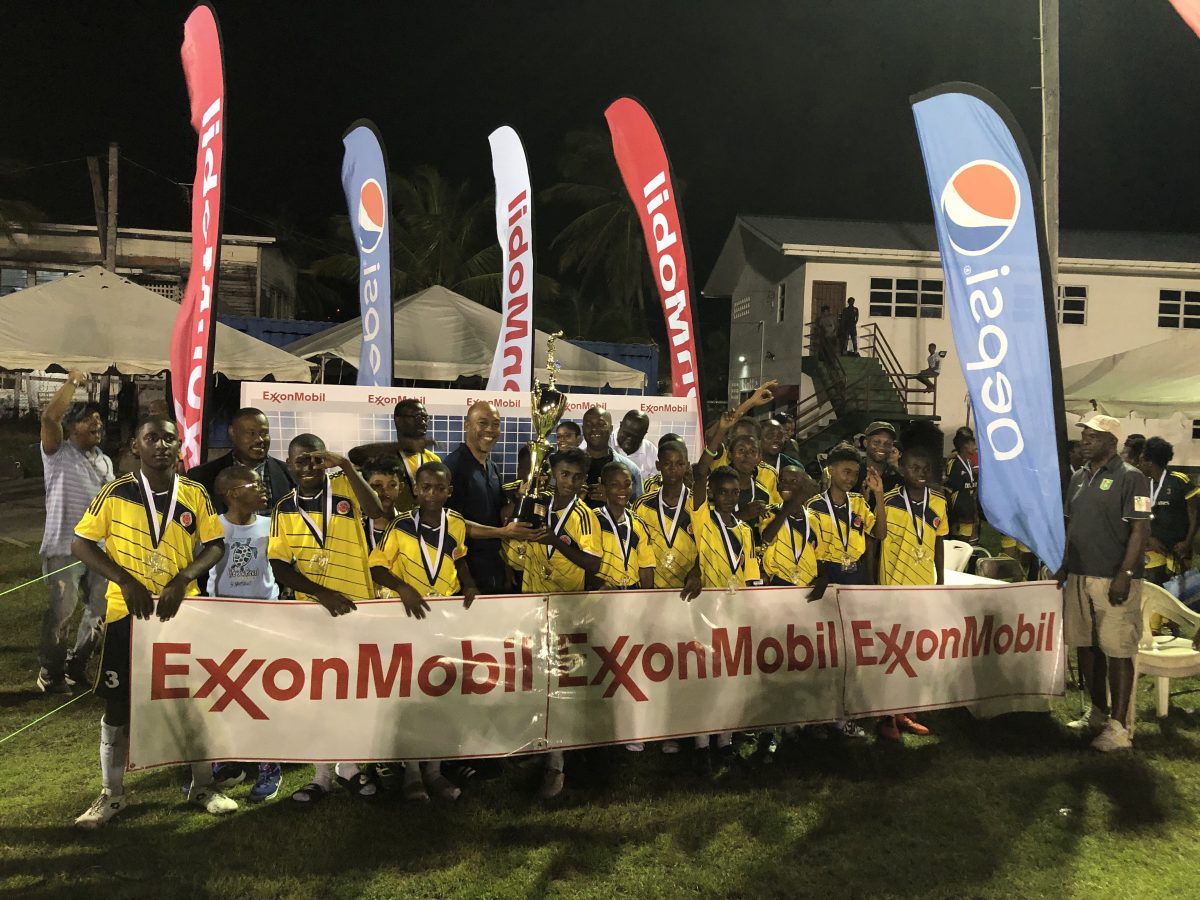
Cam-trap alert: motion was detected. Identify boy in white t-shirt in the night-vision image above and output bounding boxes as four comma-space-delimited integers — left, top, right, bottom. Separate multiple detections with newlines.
209, 465, 282, 802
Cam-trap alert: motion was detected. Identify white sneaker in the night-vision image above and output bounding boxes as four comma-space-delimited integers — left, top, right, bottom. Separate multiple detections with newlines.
625, 742, 645, 752
1067, 708, 1108, 733
188, 786, 238, 815
661, 740, 680, 754
1091, 720, 1133, 752
75, 792, 127, 829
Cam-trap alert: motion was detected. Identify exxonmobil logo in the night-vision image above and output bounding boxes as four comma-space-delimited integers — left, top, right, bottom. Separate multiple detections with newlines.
851, 612, 1056, 678
152, 638, 534, 720
496, 188, 532, 391
641, 169, 698, 400
556, 622, 840, 701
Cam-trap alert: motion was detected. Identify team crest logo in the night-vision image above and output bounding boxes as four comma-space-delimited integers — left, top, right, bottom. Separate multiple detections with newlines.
180, 511, 193, 528
1099, 479, 1114, 492
336, 500, 352, 515
933, 516, 942, 529
852, 515, 864, 529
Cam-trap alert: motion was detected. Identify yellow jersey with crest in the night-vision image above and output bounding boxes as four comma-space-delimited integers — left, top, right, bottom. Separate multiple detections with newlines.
594, 508, 656, 588
807, 492, 875, 564
633, 485, 699, 588
691, 500, 759, 588
761, 507, 820, 586
369, 508, 468, 596
878, 487, 948, 586
512, 498, 602, 594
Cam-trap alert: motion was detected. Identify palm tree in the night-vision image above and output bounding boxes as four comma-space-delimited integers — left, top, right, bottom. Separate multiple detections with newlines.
540, 130, 657, 340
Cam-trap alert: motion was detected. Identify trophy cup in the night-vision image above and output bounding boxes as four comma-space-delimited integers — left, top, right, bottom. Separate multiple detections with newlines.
514, 331, 568, 528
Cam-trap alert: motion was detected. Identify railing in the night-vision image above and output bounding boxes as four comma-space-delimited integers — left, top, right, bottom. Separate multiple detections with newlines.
852, 323, 938, 419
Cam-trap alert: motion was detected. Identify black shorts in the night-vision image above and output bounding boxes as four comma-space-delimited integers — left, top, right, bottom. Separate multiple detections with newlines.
94, 615, 131, 705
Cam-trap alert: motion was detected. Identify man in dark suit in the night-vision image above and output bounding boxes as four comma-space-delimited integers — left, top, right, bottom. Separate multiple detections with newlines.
188, 407, 294, 515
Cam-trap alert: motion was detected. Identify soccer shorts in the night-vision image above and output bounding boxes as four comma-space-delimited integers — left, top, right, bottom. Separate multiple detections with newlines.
1062, 574, 1143, 658
94, 616, 131, 706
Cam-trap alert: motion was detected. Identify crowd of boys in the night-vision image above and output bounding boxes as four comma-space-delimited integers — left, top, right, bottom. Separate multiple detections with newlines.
57, 381, 1198, 828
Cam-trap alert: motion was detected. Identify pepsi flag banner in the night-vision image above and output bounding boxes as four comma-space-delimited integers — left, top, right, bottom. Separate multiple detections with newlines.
341, 121, 393, 387
486, 126, 535, 393
126, 583, 1062, 769
605, 98, 700, 400
911, 85, 1066, 570
171, 3, 226, 469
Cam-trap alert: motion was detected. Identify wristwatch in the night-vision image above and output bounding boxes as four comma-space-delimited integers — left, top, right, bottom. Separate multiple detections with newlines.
1122, 569, 1135, 577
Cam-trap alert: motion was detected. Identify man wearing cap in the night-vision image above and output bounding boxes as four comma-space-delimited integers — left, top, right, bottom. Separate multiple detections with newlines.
1059, 414, 1151, 752
37, 371, 115, 693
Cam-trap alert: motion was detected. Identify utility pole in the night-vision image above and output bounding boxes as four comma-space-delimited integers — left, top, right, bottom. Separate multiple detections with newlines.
1039, 0, 1060, 294
86, 156, 107, 259
104, 142, 119, 271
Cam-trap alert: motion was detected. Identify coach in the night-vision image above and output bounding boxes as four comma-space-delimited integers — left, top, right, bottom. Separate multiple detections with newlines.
188, 408, 294, 515
1060, 414, 1151, 753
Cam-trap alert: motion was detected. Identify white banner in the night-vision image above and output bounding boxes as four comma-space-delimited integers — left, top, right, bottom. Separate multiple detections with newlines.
486, 126, 535, 393
128, 583, 1064, 770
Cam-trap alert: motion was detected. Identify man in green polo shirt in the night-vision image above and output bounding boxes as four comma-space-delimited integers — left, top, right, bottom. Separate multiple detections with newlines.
1059, 414, 1151, 752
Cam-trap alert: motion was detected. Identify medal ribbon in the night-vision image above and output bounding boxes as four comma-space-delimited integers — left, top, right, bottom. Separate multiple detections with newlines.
902, 487, 929, 549
656, 485, 688, 548
788, 507, 813, 564
295, 476, 332, 548
547, 497, 578, 560
601, 507, 634, 575
711, 508, 744, 577
401, 452, 421, 495
1150, 470, 1167, 507
138, 470, 179, 551
823, 491, 851, 556
414, 508, 448, 589
956, 455, 975, 487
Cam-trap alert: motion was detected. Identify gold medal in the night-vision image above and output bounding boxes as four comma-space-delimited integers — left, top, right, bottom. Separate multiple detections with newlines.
662, 550, 677, 570
311, 549, 331, 573
790, 567, 804, 585
542, 565, 553, 580
727, 573, 741, 592
617, 573, 631, 588
841, 554, 853, 567
514, 543, 528, 561
914, 546, 928, 563
148, 549, 171, 576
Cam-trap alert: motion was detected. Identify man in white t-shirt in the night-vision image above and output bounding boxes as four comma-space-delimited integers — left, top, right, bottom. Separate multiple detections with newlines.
613, 410, 658, 481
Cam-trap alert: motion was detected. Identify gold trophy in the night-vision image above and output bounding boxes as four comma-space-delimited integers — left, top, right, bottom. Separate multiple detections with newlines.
515, 331, 568, 528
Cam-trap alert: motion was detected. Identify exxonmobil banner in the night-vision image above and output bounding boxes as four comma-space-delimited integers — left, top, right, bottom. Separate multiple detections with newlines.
127, 583, 1062, 768
486, 126, 534, 393
1169, 0, 1200, 38
171, 3, 226, 469
605, 97, 700, 400
911, 85, 1066, 570
341, 121, 393, 387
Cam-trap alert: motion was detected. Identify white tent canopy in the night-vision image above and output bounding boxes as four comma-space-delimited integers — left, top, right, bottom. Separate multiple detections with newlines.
1062, 332, 1200, 419
0, 266, 312, 381
285, 285, 646, 390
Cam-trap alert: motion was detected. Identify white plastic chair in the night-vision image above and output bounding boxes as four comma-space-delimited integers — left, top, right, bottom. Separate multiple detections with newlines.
1134, 582, 1200, 722
943, 539, 973, 573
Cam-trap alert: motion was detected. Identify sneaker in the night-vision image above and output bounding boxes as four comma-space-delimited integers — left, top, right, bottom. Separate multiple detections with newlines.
1067, 707, 1108, 733
249, 764, 281, 803
625, 742, 645, 752
372, 763, 403, 793
188, 786, 238, 815
876, 716, 902, 743
661, 740, 680, 754
422, 772, 462, 802
65, 664, 90, 689
896, 714, 930, 736
212, 763, 247, 790
75, 792, 127, 829
835, 720, 868, 739
538, 768, 565, 800
1092, 720, 1133, 752
37, 672, 71, 695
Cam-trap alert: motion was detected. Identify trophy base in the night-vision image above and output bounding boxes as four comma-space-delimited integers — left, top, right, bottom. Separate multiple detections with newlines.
515, 493, 552, 529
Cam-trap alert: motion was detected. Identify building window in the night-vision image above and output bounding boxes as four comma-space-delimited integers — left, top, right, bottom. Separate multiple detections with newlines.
1158, 289, 1200, 329
775, 283, 786, 324
35, 269, 65, 285
0, 268, 27, 296
1193, 420, 1200, 440
732, 295, 751, 320
1056, 285, 1087, 325
869, 276, 943, 318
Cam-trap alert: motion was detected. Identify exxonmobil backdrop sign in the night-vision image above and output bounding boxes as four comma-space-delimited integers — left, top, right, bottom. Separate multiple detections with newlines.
171, 3, 226, 470
606, 97, 700, 401
128, 584, 1062, 768
341, 121, 393, 387
912, 84, 1066, 570
486, 126, 535, 393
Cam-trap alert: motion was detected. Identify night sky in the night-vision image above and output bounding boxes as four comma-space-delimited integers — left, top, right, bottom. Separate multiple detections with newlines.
5, 0, 1200, 294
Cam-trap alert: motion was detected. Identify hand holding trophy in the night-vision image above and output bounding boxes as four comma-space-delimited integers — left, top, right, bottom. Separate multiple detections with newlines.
514, 331, 568, 527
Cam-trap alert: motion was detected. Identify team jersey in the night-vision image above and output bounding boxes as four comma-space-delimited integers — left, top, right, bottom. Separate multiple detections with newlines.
1147, 469, 1200, 571
633, 485, 699, 588
713, 449, 781, 503
762, 507, 820, 586
396, 449, 442, 513
691, 500, 759, 588
512, 497, 601, 593
75, 473, 224, 623
944, 454, 979, 538
594, 507, 656, 588
268, 472, 373, 603
878, 486, 949, 586
807, 492, 875, 564
368, 508, 468, 596
642, 473, 663, 494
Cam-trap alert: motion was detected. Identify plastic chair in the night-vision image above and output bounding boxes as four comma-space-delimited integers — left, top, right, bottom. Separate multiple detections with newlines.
974, 556, 1024, 583
943, 540, 973, 573
1134, 582, 1200, 722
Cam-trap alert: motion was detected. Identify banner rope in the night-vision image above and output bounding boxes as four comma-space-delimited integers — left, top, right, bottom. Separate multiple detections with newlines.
0, 561, 82, 600
0, 689, 93, 746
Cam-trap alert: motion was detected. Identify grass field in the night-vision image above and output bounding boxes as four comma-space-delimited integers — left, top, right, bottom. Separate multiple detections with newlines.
3, 546, 1200, 899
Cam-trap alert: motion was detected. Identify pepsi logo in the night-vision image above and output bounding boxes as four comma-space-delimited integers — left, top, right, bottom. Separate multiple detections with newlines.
940, 160, 1020, 257
356, 178, 386, 254
336, 500, 352, 516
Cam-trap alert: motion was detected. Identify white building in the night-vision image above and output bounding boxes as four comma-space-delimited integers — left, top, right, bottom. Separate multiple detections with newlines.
705, 215, 1200, 464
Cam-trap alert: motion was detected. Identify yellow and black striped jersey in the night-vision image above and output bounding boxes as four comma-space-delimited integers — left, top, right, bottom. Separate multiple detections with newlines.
268, 472, 373, 602
594, 508, 656, 588
510, 498, 601, 593
807, 492, 875, 564
690, 501, 759, 588
761, 507, 820, 586
368, 508, 468, 597
74, 473, 224, 623
878, 486, 948, 586
633, 485, 699, 588
395, 449, 441, 514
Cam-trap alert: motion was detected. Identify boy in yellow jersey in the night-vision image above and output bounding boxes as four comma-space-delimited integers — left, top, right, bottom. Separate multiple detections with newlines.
760, 466, 822, 592
810, 445, 887, 587
639, 431, 687, 496
369, 461, 477, 804
361, 456, 402, 551
268, 433, 385, 804
876, 444, 948, 742
591, 462, 656, 591
508, 447, 601, 799
633, 439, 698, 589
71, 417, 228, 829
